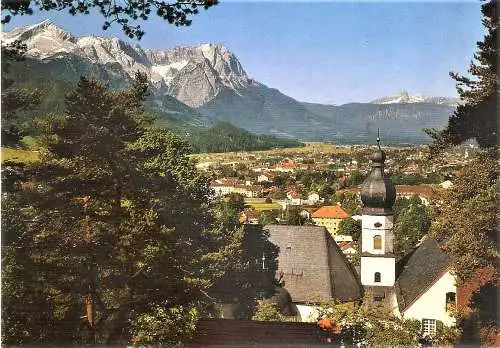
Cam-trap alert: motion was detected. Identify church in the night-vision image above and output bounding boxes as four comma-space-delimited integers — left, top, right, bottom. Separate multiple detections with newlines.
263, 138, 459, 336
358, 138, 457, 335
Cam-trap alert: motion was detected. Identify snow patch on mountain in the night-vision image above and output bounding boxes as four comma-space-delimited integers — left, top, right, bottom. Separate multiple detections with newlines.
371, 90, 459, 106
2, 20, 252, 107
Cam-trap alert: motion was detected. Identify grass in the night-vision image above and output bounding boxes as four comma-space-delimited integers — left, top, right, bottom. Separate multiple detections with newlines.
246, 203, 281, 211
244, 198, 267, 203
190, 142, 353, 164
1, 147, 40, 163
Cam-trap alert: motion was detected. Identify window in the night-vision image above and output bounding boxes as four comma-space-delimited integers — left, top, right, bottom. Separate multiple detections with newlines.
422, 319, 436, 336
446, 292, 456, 312
374, 272, 381, 283
373, 235, 382, 249
374, 222, 382, 228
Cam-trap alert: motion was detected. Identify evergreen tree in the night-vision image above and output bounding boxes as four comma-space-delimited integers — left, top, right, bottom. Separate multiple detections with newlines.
393, 196, 431, 260
2, 0, 218, 39
1, 74, 235, 346
1, 41, 41, 146
428, 149, 497, 283
426, 0, 498, 153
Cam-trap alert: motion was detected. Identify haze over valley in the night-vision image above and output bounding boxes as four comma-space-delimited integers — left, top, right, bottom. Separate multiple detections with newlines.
2, 20, 460, 145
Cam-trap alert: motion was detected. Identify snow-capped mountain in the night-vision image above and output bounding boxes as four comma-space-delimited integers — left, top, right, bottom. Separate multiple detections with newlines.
371, 90, 459, 106
2, 20, 457, 144
1, 20, 255, 107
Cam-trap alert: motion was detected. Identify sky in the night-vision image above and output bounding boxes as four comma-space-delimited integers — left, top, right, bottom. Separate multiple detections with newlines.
2, 1, 484, 104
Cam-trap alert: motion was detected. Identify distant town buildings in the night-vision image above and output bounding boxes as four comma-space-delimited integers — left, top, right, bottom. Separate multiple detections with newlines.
311, 205, 351, 236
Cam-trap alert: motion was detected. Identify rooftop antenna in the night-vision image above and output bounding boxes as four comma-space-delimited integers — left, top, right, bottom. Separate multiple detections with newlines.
376, 128, 381, 150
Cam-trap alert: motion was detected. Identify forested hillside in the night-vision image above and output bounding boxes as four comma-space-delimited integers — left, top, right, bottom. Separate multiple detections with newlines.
4, 67, 303, 153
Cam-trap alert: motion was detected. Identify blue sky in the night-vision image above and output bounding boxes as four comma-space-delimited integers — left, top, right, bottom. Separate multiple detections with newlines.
2, 1, 484, 104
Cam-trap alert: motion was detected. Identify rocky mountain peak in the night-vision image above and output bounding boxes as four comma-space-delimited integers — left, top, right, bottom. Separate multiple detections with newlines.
2, 19, 75, 55
371, 90, 458, 106
2, 20, 252, 107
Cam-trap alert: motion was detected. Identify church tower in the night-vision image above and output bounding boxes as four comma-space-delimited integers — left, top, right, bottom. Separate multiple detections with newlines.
360, 136, 396, 287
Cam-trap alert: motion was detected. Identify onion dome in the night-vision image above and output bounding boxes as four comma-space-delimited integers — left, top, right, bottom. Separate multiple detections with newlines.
360, 137, 396, 216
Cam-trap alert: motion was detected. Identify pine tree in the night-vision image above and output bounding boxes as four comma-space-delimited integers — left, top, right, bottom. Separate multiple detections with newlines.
1, 41, 41, 146
1, 74, 230, 345
426, 0, 498, 153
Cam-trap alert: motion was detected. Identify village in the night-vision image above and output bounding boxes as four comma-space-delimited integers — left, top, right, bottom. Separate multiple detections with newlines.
2, 0, 497, 345
195, 143, 472, 261
187, 141, 496, 346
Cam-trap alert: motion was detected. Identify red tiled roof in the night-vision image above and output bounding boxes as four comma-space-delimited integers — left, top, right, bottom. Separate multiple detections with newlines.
457, 267, 496, 308
243, 209, 261, 219
312, 205, 351, 219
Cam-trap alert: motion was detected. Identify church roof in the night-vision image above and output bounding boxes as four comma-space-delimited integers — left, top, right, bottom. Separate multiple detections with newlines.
311, 205, 351, 219
264, 225, 362, 303
360, 141, 396, 216
395, 237, 451, 312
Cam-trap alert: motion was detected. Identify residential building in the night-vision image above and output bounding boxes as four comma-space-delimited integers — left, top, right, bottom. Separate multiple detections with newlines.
239, 210, 261, 224
307, 192, 321, 205
311, 205, 351, 235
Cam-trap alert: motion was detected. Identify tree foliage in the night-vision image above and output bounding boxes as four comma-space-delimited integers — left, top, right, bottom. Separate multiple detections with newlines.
338, 218, 361, 240
208, 224, 279, 319
392, 196, 431, 260
251, 301, 297, 322
426, 0, 498, 153
1, 0, 218, 39
428, 149, 497, 283
1, 41, 41, 146
1, 74, 273, 346
311, 293, 459, 348
189, 122, 303, 153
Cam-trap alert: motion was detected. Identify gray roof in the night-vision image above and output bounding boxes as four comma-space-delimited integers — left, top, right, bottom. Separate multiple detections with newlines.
395, 237, 451, 312
264, 225, 362, 303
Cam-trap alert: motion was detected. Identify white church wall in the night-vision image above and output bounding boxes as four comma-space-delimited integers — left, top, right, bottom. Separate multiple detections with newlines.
402, 270, 456, 327
361, 257, 396, 286
295, 304, 319, 322
361, 215, 394, 254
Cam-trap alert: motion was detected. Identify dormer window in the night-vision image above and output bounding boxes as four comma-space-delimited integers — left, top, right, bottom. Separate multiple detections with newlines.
373, 235, 382, 250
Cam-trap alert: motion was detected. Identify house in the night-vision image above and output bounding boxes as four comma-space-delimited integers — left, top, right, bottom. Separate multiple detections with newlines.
338, 241, 357, 258
210, 178, 247, 196
307, 192, 321, 205
276, 159, 295, 172
334, 235, 353, 243
286, 190, 304, 205
393, 237, 457, 330
311, 205, 351, 236
439, 180, 454, 189
239, 209, 261, 224
395, 185, 437, 206
257, 173, 274, 183
299, 208, 316, 220
243, 185, 264, 198
264, 225, 362, 322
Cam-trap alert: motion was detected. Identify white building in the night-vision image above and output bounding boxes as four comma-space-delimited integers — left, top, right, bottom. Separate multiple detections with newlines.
359, 141, 457, 336
307, 192, 321, 204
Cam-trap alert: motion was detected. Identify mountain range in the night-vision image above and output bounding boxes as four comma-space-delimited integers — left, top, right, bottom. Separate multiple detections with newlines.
2, 20, 458, 144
